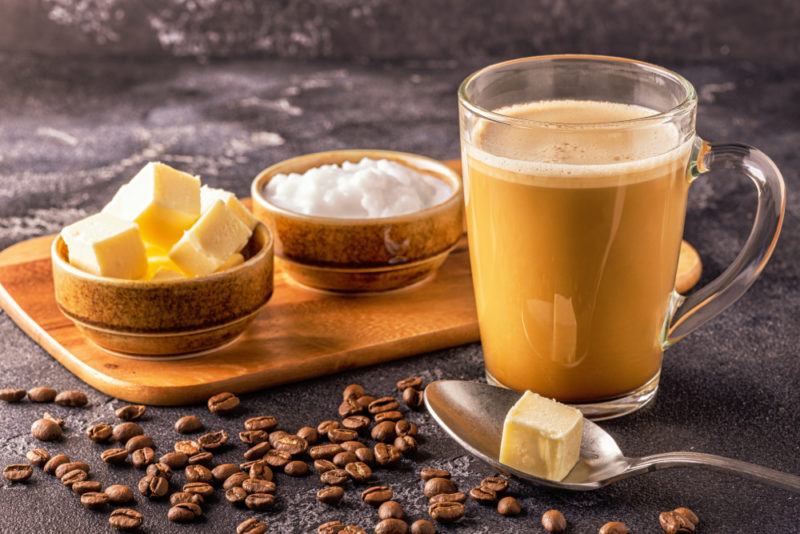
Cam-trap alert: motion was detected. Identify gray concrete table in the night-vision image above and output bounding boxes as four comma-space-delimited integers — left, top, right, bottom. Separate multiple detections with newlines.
0, 56, 798, 533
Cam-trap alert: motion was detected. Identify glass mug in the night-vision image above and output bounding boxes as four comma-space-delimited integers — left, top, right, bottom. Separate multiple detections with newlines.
458, 55, 785, 419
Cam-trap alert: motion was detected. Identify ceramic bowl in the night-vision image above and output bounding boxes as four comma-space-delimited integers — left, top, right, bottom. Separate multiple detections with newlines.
52, 223, 274, 356
251, 149, 464, 293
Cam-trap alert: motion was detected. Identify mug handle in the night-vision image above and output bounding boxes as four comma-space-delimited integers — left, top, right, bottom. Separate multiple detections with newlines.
667, 140, 786, 344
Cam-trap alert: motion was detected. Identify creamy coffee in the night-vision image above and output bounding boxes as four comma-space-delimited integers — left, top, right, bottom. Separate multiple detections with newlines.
464, 100, 693, 402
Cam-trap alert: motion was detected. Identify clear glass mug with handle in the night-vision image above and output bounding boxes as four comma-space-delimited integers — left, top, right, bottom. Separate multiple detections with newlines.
458, 55, 785, 419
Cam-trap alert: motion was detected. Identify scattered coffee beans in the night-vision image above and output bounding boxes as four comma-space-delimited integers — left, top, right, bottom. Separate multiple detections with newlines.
171, 491, 204, 507
318, 520, 345, 534
245, 416, 278, 432
43, 453, 69, 474
240, 430, 269, 444
402, 387, 424, 409
54, 389, 88, 407
317, 485, 345, 504
375, 518, 409, 534
105, 484, 134, 504
320, 468, 349, 485
245, 492, 275, 511
469, 485, 497, 503
115, 404, 145, 421
80, 491, 110, 509
27, 386, 57, 403
131, 446, 155, 468
112, 422, 144, 443
345, 461, 372, 483
659, 510, 696, 534
175, 415, 204, 434
138, 474, 169, 498
339, 525, 367, 534
428, 500, 465, 522
339, 397, 363, 417
26, 448, 50, 466
183, 481, 214, 497
55, 461, 89, 479
371, 420, 397, 442
87, 422, 113, 443
0, 388, 26, 402
146, 462, 172, 480
424, 477, 457, 498
60, 468, 88, 487
224, 472, 251, 490
125, 434, 154, 453
378, 500, 405, 520
296, 426, 319, 444
497, 496, 521, 516
43, 412, 64, 427
542, 509, 567, 533
243, 478, 276, 495
429, 492, 466, 505
188, 451, 213, 465
420, 467, 450, 481
109, 508, 143, 531
599, 521, 630, 534
186, 464, 213, 483
160, 451, 188, 469
481, 475, 508, 494
410, 519, 436, 534
329, 428, 358, 443
198, 430, 228, 450
208, 391, 240, 414
317, 420, 340, 434
396, 376, 423, 390
393, 435, 417, 455
248, 461, 273, 481
175, 439, 201, 455
368, 396, 400, 414
333, 451, 358, 466
284, 460, 309, 476
3, 464, 33, 482
342, 415, 371, 431
374, 443, 401, 466
31, 417, 62, 441
101, 448, 128, 465
343, 383, 366, 400
674, 507, 700, 526
72, 480, 102, 494
355, 447, 375, 465
395, 420, 417, 437
226, 485, 248, 504
238, 517, 268, 534
362, 485, 393, 506
374, 410, 404, 423
168, 502, 202, 523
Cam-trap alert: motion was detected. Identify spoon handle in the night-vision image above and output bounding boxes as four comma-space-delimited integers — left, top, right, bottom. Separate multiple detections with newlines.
628, 452, 800, 492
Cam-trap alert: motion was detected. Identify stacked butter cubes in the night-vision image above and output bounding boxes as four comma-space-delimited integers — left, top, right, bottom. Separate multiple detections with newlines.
61, 162, 255, 280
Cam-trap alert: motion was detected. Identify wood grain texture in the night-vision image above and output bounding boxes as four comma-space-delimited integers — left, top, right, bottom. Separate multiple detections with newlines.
0, 160, 702, 405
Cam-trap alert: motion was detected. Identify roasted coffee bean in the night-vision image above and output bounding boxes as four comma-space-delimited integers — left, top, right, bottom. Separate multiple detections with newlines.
316, 484, 345, 504
673, 507, 700, 527
374, 443, 401, 466
362, 485, 393, 506
225, 485, 248, 504
328, 428, 358, 443
469, 485, 496, 503
342, 415, 371, 431
174, 415, 204, 433
340, 440, 367, 452
72, 480, 102, 494
54, 389, 88, 407
207, 391, 240, 414
428, 501, 465, 522
247, 461, 273, 482
314, 459, 337, 473
80, 491, 109, 509
480, 475, 508, 494
60, 468, 88, 487
344, 461, 372, 483
374, 410, 404, 423
318, 520, 346, 534
410, 519, 436, 534
659, 511, 695, 534
339, 526, 367, 534
333, 451, 358, 467
396, 376, 423, 390
242, 478, 276, 494
170, 491, 204, 507
112, 422, 144, 443
212, 462, 242, 482
424, 477, 457, 498
316, 420, 340, 434
429, 492, 466, 505
0, 388, 26, 402
238, 518, 268, 534
343, 383, 366, 400
264, 449, 291, 468
296, 426, 319, 444
320, 468, 349, 485
43, 453, 70, 474
395, 420, 418, 437
87, 422, 113, 443
542, 509, 567, 534
402, 387, 424, 409
378, 500, 405, 520
175, 439, 201, 455
355, 447, 375, 465
245, 416, 278, 432
245, 492, 275, 511
198, 430, 228, 450
368, 396, 400, 414
168, 502, 202, 523
497, 496, 521, 516
188, 451, 213, 465
105, 484, 134, 504
310, 443, 344, 460
393, 435, 417, 455
125, 435, 154, 453
185, 463, 213, 483
267, 430, 288, 447
338, 396, 363, 417
183, 481, 214, 496
109, 508, 143, 531
356, 395, 376, 409
115, 404, 145, 421
599, 521, 629, 534
371, 421, 397, 442
101, 448, 128, 465
146, 462, 172, 480
26, 448, 50, 467
43, 412, 64, 427
239, 430, 269, 445
131, 447, 155, 468
284, 460, 309, 477
159, 451, 188, 469
139, 474, 169, 498
375, 518, 409, 534
55, 461, 90, 479
28, 386, 57, 403
243, 441, 271, 461
274, 434, 308, 455
3, 464, 33, 482
31, 418, 62, 441
223, 472, 251, 490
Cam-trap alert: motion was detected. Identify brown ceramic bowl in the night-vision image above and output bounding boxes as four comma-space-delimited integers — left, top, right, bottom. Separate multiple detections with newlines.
52, 223, 274, 356
251, 150, 463, 293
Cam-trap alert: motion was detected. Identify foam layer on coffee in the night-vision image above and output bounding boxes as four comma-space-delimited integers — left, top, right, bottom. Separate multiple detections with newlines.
469, 100, 692, 187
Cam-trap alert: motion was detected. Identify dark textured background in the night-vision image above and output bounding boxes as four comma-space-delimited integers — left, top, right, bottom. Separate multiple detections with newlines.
1, 1, 799, 533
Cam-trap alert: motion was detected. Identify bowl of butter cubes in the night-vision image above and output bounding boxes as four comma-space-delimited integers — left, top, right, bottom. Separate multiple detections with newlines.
51, 162, 273, 356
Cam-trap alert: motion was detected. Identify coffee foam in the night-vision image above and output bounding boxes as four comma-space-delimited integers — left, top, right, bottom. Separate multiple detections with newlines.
468, 100, 693, 187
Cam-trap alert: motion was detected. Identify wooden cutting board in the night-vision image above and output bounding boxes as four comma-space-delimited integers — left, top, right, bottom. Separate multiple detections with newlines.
0, 160, 702, 405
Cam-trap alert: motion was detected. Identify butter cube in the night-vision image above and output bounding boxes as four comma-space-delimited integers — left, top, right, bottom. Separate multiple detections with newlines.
61, 213, 147, 280
200, 185, 257, 231
499, 391, 583, 481
216, 252, 245, 272
168, 200, 252, 276
103, 162, 200, 249
144, 254, 186, 281
150, 267, 185, 281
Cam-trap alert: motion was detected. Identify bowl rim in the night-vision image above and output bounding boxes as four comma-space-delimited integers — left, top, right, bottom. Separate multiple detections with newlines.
250, 149, 463, 225
52, 222, 273, 286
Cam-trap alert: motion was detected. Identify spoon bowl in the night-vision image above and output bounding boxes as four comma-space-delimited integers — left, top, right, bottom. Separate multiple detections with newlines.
425, 380, 800, 492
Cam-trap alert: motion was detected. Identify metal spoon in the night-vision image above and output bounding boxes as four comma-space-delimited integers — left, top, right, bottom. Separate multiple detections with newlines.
424, 380, 800, 492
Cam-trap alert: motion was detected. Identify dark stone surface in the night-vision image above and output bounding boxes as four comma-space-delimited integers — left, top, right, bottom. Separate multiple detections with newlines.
1, 55, 798, 533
